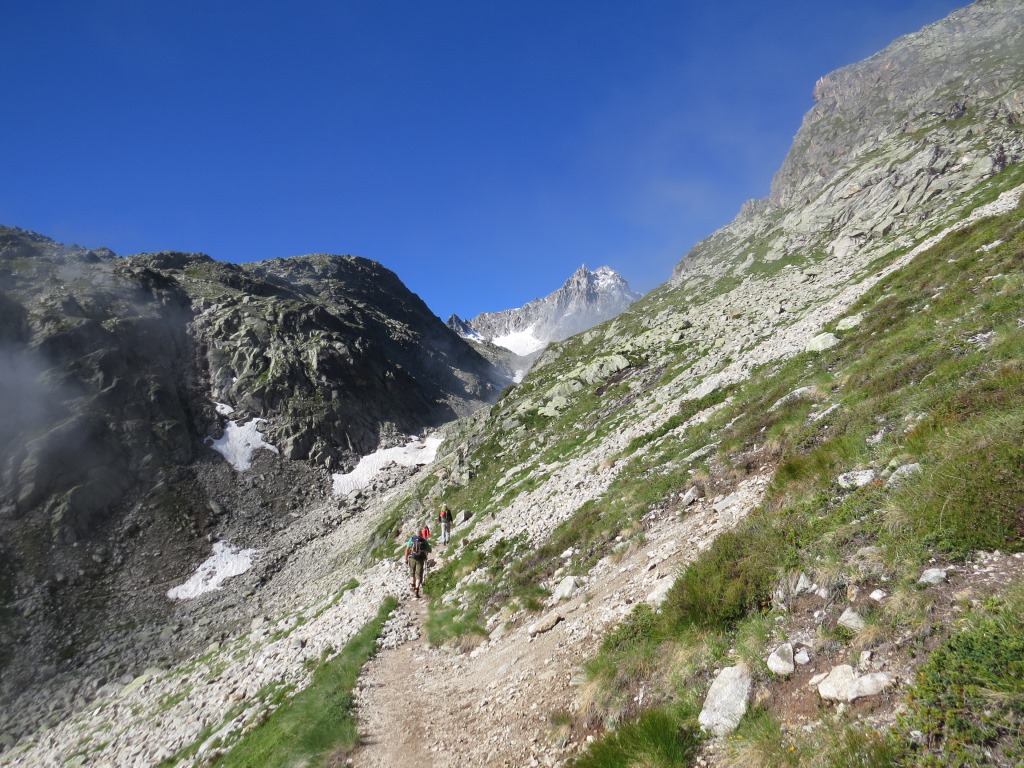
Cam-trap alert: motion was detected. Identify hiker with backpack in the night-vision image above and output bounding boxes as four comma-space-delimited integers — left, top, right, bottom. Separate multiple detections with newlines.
404, 529, 432, 598
438, 503, 454, 545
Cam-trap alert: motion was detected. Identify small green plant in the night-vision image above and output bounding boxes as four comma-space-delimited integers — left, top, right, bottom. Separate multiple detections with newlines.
663, 521, 792, 632
568, 704, 703, 768
895, 589, 1024, 767
729, 707, 802, 767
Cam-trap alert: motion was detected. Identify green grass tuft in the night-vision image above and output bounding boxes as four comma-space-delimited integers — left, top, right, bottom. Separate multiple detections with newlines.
569, 705, 703, 768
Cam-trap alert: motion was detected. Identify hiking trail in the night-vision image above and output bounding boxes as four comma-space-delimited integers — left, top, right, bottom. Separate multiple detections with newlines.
349, 479, 764, 768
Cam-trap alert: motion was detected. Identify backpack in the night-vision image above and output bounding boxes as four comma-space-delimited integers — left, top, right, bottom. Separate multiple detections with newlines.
409, 535, 427, 561
440, 507, 450, 522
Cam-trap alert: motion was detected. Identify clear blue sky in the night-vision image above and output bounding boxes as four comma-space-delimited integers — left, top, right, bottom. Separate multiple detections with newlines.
0, 1, 965, 321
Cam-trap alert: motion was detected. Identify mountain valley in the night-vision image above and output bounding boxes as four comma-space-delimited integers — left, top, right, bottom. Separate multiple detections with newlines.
3, 2, 1024, 766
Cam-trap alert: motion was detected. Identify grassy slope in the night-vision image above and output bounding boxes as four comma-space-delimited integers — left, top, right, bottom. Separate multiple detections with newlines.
567, 188, 1024, 766
157, 595, 397, 768
394, 164, 1024, 766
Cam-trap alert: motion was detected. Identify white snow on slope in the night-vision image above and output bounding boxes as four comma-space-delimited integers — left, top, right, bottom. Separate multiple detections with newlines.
492, 326, 547, 356
167, 542, 258, 600
332, 435, 443, 496
207, 418, 279, 471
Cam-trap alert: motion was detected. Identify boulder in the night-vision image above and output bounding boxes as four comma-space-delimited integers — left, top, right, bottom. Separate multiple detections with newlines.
698, 664, 752, 736
680, 486, 703, 506
646, 579, 673, 607
767, 643, 795, 676
835, 313, 864, 331
837, 469, 876, 489
527, 613, 563, 637
818, 665, 893, 702
806, 333, 839, 352
886, 462, 922, 488
918, 568, 947, 585
838, 608, 866, 632
550, 576, 580, 603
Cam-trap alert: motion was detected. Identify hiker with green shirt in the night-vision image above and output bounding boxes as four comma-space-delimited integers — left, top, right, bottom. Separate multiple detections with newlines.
404, 528, 432, 598
438, 502, 454, 544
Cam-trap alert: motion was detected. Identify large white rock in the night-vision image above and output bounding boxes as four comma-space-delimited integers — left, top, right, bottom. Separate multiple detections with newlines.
838, 608, 866, 632
806, 333, 839, 352
646, 578, 673, 607
767, 643, 795, 676
837, 469, 877, 489
527, 613, 563, 637
698, 664, 752, 736
918, 568, 948, 585
681, 485, 704, 506
835, 313, 865, 331
550, 575, 580, 603
887, 462, 922, 488
818, 664, 893, 702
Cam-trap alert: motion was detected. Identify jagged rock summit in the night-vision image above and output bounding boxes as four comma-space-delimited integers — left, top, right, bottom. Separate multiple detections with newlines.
448, 264, 641, 357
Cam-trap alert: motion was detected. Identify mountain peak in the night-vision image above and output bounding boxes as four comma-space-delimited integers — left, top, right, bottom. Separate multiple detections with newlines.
449, 264, 641, 357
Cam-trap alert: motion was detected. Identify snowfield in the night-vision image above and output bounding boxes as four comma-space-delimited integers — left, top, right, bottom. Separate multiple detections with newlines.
492, 326, 546, 355
206, 417, 279, 471
166, 542, 259, 601
332, 435, 443, 496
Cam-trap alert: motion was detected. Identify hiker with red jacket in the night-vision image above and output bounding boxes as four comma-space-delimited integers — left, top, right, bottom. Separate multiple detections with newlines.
404, 529, 432, 598
438, 502, 454, 544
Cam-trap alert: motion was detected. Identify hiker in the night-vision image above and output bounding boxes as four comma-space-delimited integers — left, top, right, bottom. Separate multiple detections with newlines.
438, 503, 454, 544
404, 530, 431, 598
420, 524, 431, 540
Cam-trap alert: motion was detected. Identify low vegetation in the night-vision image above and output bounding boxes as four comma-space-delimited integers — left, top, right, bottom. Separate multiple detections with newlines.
190, 597, 397, 768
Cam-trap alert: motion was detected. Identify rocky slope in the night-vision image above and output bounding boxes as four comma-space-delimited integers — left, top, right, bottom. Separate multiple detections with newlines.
448, 265, 641, 361
3, 1, 1024, 765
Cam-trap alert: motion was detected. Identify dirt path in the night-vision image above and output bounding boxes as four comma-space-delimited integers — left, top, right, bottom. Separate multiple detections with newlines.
350, 476, 768, 768
352, 597, 437, 767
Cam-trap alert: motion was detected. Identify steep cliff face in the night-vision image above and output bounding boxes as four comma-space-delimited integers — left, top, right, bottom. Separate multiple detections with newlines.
674, 0, 1024, 286
0, 229, 207, 546
449, 265, 641, 356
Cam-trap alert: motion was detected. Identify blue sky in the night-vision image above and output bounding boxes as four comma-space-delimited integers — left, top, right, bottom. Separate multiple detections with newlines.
1, 1, 965, 321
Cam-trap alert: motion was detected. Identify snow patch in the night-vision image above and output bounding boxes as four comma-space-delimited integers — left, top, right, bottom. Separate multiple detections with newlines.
167, 542, 258, 600
214, 402, 235, 416
332, 435, 443, 496
207, 419, 279, 471
492, 326, 547, 356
